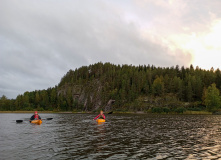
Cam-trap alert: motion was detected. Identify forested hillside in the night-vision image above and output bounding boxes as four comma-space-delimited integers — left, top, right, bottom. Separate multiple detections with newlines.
1, 62, 221, 113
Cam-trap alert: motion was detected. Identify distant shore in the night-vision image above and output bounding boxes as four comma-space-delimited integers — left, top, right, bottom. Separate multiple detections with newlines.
0, 111, 95, 114
0, 110, 213, 115
0, 111, 72, 114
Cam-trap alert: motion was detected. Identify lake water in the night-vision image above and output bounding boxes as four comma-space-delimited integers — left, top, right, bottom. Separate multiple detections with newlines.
1, 113, 221, 159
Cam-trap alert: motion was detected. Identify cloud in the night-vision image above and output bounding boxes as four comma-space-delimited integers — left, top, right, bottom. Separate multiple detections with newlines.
3, 0, 220, 98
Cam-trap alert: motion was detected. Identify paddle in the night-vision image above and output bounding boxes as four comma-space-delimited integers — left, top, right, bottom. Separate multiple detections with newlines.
44, 118, 53, 120
16, 118, 53, 123
16, 120, 23, 123
108, 111, 113, 114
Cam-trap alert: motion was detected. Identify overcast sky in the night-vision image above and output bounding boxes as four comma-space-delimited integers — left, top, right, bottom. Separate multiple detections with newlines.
1, 0, 221, 99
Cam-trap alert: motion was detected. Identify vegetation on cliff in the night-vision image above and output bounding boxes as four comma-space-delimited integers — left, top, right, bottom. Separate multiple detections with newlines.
1, 62, 221, 113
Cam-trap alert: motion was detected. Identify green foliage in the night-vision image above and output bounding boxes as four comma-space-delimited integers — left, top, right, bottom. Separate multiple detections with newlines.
163, 107, 170, 113
174, 107, 186, 114
1, 62, 221, 112
203, 83, 221, 112
151, 107, 170, 113
152, 76, 164, 96
151, 107, 163, 113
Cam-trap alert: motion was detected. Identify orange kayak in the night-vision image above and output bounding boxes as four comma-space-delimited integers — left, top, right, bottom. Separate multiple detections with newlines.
96, 119, 105, 123
31, 119, 42, 125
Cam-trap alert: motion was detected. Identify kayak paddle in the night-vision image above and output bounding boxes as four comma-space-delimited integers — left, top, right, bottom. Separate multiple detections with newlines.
47, 118, 53, 120
16, 120, 23, 123
108, 111, 113, 114
40, 118, 53, 120
16, 118, 53, 123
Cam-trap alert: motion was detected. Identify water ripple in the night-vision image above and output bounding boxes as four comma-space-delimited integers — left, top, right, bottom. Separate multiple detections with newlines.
1, 113, 221, 159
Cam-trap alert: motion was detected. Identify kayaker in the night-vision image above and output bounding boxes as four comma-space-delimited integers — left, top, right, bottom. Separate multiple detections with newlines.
30, 111, 42, 121
94, 110, 105, 120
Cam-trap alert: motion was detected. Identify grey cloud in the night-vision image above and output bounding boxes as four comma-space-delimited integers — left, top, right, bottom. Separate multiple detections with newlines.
0, 0, 195, 98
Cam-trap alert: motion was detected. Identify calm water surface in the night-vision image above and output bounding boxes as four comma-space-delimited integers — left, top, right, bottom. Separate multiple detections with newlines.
1, 113, 221, 159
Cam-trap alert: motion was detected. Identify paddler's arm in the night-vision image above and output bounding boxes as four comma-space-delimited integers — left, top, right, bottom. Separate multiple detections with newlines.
93, 114, 100, 120
102, 114, 106, 119
30, 115, 34, 120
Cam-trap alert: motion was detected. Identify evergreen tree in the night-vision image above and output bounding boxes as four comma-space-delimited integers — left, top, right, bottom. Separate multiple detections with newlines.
186, 81, 193, 102
50, 88, 57, 106
0, 95, 8, 110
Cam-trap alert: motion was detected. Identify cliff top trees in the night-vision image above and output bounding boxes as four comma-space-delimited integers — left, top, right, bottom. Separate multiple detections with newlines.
1, 62, 221, 111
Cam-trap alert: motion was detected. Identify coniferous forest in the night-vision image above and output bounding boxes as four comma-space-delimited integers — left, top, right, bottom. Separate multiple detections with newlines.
1, 62, 221, 113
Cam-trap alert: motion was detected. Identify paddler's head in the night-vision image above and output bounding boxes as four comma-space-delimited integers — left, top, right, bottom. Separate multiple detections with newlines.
34, 111, 38, 115
100, 110, 103, 115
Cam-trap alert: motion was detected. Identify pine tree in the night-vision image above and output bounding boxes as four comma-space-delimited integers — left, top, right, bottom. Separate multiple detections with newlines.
186, 81, 193, 102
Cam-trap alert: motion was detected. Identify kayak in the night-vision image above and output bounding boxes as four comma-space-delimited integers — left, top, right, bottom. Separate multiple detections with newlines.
96, 119, 105, 123
31, 119, 42, 125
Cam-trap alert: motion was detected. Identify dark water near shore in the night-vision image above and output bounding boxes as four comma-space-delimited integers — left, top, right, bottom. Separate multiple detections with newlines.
1, 113, 221, 159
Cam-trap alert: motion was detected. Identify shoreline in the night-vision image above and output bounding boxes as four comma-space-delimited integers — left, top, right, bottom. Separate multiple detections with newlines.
0, 111, 93, 114
0, 110, 212, 115
0, 111, 70, 113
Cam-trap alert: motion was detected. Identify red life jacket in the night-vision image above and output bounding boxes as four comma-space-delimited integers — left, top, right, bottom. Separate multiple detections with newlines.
34, 114, 39, 120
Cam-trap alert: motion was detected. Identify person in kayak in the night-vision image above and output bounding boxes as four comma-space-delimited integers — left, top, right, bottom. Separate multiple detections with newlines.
94, 110, 105, 120
30, 111, 41, 121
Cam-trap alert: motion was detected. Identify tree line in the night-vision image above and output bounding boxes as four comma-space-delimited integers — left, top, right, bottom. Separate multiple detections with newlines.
1, 62, 221, 112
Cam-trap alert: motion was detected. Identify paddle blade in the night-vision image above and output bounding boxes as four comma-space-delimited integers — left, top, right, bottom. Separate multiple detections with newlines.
16, 120, 23, 123
46, 118, 53, 120
108, 111, 113, 114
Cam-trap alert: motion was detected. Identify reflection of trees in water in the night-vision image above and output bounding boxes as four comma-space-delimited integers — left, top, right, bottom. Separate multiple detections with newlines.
93, 123, 107, 153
